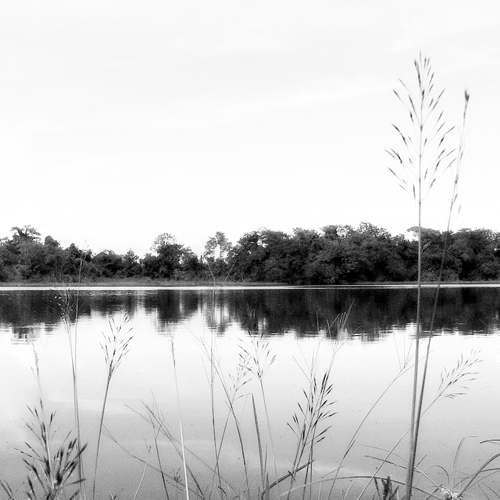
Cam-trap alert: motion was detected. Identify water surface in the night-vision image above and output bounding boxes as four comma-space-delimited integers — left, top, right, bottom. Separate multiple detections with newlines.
1, 286, 499, 499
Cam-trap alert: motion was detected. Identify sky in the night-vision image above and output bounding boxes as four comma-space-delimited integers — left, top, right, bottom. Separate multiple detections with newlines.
1, 1, 499, 257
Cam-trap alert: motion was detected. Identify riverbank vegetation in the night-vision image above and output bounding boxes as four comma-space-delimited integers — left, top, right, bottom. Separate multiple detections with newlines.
2, 224, 500, 285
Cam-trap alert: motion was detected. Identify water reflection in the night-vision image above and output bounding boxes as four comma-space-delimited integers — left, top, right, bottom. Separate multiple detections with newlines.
1, 286, 500, 499
1, 287, 500, 343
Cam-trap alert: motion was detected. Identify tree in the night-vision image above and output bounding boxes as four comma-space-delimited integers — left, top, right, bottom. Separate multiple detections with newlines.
204, 232, 233, 279
11, 225, 41, 243
449, 228, 500, 280
141, 253, 161, 279
231, 231, 267, 282
18, 242, 50, 279
93, 250, 124, 278
287, 228, 321, 284
306, 231, 344, 284
146, 233, 199, 280
62, 243, 97, 279
7, 226, 49, 280
44, 235, 60, 248
260, 229, 291, 282
204, 231, 232, 261
352, 223, 397, 281
151, 233, 177, 255
122, 250, 142, 277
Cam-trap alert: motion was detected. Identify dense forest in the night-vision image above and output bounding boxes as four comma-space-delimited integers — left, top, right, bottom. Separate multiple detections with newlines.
1, 223, 500, 284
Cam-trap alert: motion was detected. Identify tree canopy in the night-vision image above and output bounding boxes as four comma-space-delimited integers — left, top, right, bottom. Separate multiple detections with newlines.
1, 224, 500, 284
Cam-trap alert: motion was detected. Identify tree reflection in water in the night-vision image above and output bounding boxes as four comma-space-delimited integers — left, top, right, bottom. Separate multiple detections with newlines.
1, 287, 500, 343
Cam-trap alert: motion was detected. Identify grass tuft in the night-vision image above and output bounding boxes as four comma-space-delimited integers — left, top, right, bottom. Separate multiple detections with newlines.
92, 313, 134, 500
12, 348, 87, 500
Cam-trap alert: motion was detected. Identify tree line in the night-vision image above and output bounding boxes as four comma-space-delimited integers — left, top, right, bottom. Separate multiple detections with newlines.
1, 223, 500, 284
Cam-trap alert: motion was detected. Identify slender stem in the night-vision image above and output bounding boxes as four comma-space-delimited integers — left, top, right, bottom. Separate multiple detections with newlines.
92, 375, 111, 500
208, 334, 222, 500
64, 263, 85, 500
410, 90, 470, 498
405, 59, 425, 498
170, 339, 190, 500
258, 377, 281, 496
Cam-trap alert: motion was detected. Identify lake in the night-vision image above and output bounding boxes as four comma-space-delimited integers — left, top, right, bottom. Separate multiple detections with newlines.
1, 286, 499, 500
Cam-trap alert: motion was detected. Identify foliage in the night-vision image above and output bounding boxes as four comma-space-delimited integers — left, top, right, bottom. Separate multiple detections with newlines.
1, 224, 500, 284
146, 234, 200, 280
203, 232, 233, 280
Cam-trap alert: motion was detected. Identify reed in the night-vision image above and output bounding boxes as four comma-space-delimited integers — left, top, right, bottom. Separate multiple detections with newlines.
1, 347, 87, 500
118, 309, 351, 500
170, 337, 191, 500
193, 332, 252, 499
242, 335, 280, 495
56, 284, 85, 499
285, 343, 336, 500
388, 54, 473, 499
92, 313, 133, 500
10, 287, 135, 500
356, 349, 483, 499
21, 404, 86, 500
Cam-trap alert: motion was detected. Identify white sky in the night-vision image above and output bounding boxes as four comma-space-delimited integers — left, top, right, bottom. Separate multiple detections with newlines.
1, 1, 499, 256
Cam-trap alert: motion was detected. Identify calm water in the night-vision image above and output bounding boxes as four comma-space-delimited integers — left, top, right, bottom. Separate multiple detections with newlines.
1, 286, 500, 499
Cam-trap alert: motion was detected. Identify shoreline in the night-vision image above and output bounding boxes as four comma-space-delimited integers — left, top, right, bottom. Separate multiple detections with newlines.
1, 279, 500, 289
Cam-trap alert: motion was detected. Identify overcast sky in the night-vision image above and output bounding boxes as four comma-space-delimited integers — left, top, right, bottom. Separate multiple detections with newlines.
1, 1, 499, 256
